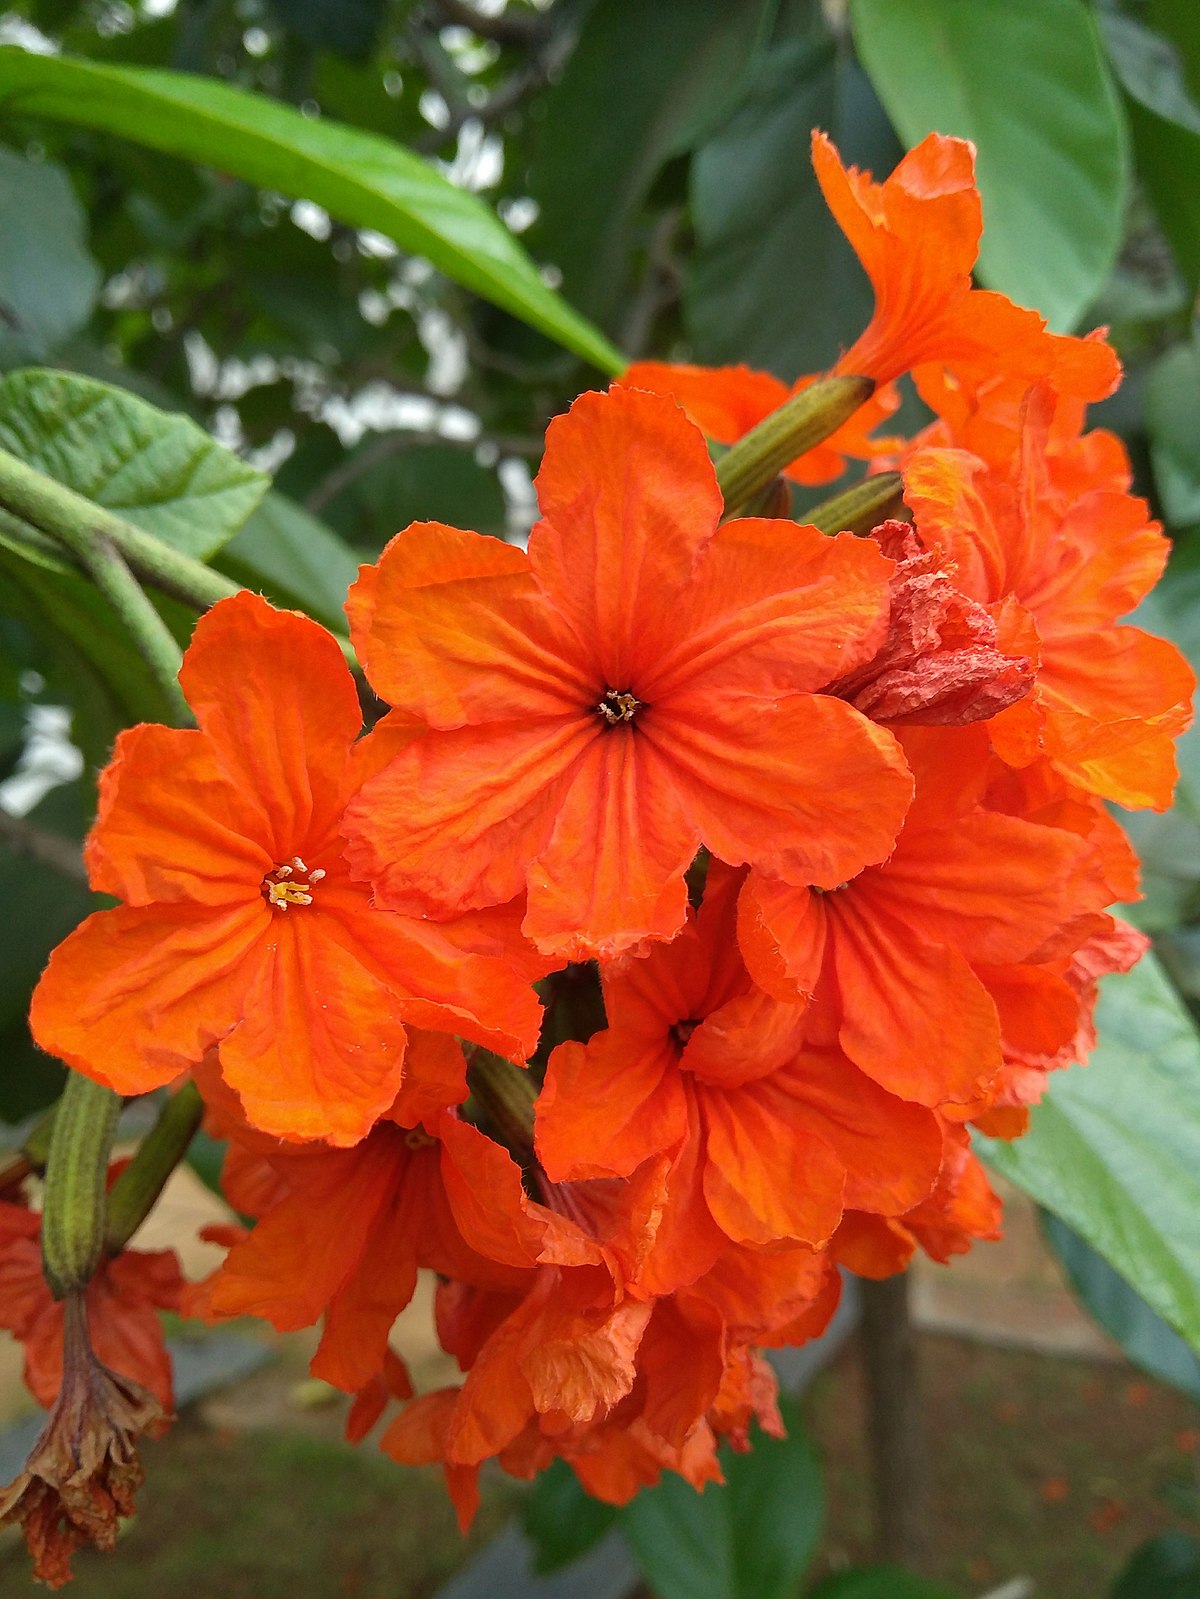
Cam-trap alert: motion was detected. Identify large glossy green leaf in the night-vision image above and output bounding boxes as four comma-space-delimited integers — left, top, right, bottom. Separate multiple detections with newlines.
0, 368, 267, 564
526, 0, 779, 329
1111, 1533, 1200, 1599
0, 48, 623, 374
1146, 339, 1200, 530
849, 0, 1130, 330
620, 1398, 821, 1599
1042, 1211, 1200, 1399
1100, 12, 1200, 294
977, 952, 1200, 1355
0, 143, 100, 367
685, 29, 897, 381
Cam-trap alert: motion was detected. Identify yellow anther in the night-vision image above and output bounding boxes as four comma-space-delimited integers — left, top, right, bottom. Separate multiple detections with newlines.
263, 859, 323, 911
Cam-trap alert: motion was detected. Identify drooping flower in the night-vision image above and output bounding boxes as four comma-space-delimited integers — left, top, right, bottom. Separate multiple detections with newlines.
0, 1197, 182, 1411
0, 1293, 167, 1589
343, 385, 913, 960
30, 592, 548, 1145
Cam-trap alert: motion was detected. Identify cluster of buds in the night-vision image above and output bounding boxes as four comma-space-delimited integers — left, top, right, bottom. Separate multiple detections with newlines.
0, 130, 1191, 1583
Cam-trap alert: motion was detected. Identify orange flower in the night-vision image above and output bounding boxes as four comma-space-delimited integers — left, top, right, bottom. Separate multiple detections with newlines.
814, 131, 1120, 401
0, 1198, 182, 1412
536, 862, 943, 1249
739, 726, 1109, 1108
30, 592, 547, 1145
343, 385, 913, 960
619, 362, 902, 487
902, 393, 1195, 809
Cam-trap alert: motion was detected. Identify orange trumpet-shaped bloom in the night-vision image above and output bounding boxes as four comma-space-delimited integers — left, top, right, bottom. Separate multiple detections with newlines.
737, 727, 1111, 1108
29, 592, 547, 1146
815, 131, 1120, 401
901, 398, 1195, 810
0, 1200, 182, 1412
343, 385, 913, 960
536, 862, 943, 1249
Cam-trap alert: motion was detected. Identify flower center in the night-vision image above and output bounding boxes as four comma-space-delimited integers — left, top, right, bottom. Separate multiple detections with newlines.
596, 688, 642, 726
670, 1018, 700, 1048
262, 856, 325, 911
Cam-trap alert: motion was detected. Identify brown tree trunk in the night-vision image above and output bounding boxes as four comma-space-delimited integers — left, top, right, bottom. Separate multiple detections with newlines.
858, 1271, 931, 1571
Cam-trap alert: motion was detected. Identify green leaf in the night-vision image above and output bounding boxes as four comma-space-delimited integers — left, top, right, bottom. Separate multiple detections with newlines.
976, 952, 1200, 1356
1042, 1211, 1200, 1399
523, 1459, 618, 1575
0, 368, 268, 564
620, 1398, 821, 1599
1145, 339, 1200, 530
527, 0, 779, 329
849, 0, 1130, 330
685, 30, 897, 381
0, 47, 623, 374
1111, 1533, 1200, 1599
0, 144, 100, 366
317, 441, 508, 553
808, 1570, 964, 1599
1099, 11, 1200, 294
218, 490, 360, 633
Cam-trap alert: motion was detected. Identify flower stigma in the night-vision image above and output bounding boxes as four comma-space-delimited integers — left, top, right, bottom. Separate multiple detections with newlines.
262, 856, 326, 911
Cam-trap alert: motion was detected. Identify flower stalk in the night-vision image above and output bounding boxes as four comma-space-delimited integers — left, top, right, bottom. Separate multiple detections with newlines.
807, 470, 909, 537
715, 373, 875, 516
104, 1084, 205, 1255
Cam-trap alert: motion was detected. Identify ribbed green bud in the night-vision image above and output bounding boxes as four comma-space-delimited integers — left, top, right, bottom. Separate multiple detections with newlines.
465, 1050, 537, 1166
104, 1082, 204, 1254
715, 374, 875, 518
807, 471, 909, 538
40, 1073, 121, 1299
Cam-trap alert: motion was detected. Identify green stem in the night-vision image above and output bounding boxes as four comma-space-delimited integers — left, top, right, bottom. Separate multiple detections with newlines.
715, 375, 875, 516
40, 1073, 121, 1299
806, 471, 909, 538
82, 532, 193, 724
465, 1049, 537, 1165
0, 446, 357, 668
105, 1083, 204, 1254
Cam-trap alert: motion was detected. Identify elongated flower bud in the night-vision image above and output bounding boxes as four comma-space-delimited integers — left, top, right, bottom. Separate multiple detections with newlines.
40, 1072, 120, 1300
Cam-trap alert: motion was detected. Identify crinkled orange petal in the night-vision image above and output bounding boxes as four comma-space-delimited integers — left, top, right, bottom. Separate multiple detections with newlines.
437, 1115, 550, 1272
828, 897, 1000, 1106
537, 1033, 686, 1183
178, 589, 363, 858
30, 903, 266, 1092
343, 713, 594, 915
737, 875, 827, 1002
833, 1213, 915, 1278
85, 726, 271, 907
700, 1086, 845, 1246
528, 387, 724, 687
522, 1298, 653, 1425
347, 522, 591, 725
321, 889, 545, 1066
649, 691, 912, 889
522, 729, 698, 959
681, 988, 809, 1089
647, 521, 894, 701
219, 912, 410, 1145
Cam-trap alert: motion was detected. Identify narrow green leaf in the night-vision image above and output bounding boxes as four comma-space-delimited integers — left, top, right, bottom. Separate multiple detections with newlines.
849, 0, 1130, 330
808, 1570, 964, 1599
0, 368, 267, 563
218, 490, 360, 633
976, 952, 1200, 1355
620, 1398, 821, 1599
1042, 1211, 1200, 1399
523, 1459, 617, 1575
1099, 11, 1200, 293
0, 144, 100, 366
0, 48, 623, 374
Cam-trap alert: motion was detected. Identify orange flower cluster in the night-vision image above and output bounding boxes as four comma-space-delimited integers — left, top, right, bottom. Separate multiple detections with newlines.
10, 129, 1193, 1571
